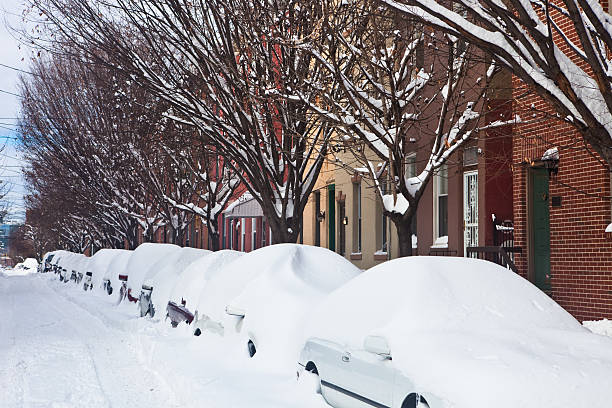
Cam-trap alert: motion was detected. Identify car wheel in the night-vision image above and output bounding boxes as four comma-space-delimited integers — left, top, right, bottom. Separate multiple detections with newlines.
402, 393, 430, 408
193, 328, 202, 336
301, 362, 321, 394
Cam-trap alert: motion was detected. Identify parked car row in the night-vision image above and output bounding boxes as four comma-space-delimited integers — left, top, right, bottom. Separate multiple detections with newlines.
40, 245, 612, 408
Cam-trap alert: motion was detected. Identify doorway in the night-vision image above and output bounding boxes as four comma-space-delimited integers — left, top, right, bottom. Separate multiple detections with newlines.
463, 171, 478, 256
529, 168, 551, 291
328, 184, 336, 252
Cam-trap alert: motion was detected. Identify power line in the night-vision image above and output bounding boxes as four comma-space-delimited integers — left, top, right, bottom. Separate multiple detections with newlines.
0, 63, 36, 76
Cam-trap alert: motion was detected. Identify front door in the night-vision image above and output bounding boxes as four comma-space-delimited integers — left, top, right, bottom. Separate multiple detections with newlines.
338, 201, 346, 256
530, 168, 551, 291
328, 184, 336, 252
464, 171, 478, 256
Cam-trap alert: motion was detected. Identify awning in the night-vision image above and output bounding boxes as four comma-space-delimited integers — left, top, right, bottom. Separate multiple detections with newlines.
224, 194, 264, 219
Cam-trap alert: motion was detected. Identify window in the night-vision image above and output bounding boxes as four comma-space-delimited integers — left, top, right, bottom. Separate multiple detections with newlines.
380, 181, 388, 252
405, 153, 417, 180
252, 217, 257, 251
434, 164, 448, 239
241, 218, 246, 251
262, 218, 267, 247
353, 182, 362, 253
314, 191, 321, 247
405, 153, 418, 241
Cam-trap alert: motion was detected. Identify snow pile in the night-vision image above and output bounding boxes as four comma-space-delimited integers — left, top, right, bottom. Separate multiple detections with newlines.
583, 319, 612, 337
173, 249, 244, 318
143, 247, 211, 316
225, 244, 361, 371
4, 258, 39, 276
124, 243, 180, 295
306, 256, 612, 408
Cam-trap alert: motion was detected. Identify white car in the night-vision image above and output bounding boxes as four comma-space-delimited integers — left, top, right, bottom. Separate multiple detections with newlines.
298, 256, 612, 408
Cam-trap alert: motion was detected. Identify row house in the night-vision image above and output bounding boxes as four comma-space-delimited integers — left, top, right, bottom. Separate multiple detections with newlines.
302, 72, 514, 270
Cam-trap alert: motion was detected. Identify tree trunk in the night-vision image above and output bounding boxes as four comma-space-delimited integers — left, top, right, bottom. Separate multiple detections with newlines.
267, 215, 300, 244
390, 212, 414, 257
207, 218, 221, 251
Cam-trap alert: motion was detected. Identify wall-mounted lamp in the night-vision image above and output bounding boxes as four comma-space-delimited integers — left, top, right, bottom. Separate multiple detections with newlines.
342, 216, 349, 225
317, 210, 325, 222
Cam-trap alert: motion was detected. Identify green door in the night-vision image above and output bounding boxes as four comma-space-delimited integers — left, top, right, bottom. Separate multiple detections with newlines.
328, 184, 335, 252
531, 168, 551, 291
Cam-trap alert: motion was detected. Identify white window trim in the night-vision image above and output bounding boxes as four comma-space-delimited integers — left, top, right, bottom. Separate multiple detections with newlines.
433, 164, 448, 243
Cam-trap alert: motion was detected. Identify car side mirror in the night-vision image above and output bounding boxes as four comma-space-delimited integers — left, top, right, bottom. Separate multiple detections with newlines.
363, 335, 392, 359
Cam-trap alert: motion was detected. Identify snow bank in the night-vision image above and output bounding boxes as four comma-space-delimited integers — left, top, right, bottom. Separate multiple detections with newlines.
226, 244, 361, 371
142, 247, 211, 317
306, 256, 612, 408
89, 249, 132, 290
124, 243, 180, 295
173, 250, 244, 317
584, 318, 612, 337
5, 258, 39, 276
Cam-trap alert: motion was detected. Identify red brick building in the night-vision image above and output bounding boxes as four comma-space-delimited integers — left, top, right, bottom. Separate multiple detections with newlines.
512, 82, 612, 322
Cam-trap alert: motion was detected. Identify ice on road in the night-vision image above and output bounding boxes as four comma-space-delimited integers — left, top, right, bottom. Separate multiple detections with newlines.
0, 273, 328, 408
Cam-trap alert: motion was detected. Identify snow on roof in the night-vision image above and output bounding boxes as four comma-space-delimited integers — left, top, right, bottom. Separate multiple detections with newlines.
542, 146, 559, 161
305, 256, 612, 408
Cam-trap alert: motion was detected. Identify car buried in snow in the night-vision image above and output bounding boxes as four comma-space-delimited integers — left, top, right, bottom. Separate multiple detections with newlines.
168, 249, 243, 331
101, 249, 132, 299
222, 244, 361, 369
297, 257, 612, 408
139, 246, 210, 319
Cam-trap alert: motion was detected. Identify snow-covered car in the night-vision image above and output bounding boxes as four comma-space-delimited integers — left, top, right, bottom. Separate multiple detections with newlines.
297, 256, 612, 408
42, 252, 55, 273
222, 244, 361, 370
123, 243, 180, 304
169, 249, 243, 330
102, 249, 133, 299
139, 247, 211, 318
8, 258, 39, 276
87, 248, 132, 293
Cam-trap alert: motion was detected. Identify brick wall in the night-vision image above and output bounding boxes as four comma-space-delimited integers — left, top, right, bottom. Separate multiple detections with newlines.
513, 80, 612, 322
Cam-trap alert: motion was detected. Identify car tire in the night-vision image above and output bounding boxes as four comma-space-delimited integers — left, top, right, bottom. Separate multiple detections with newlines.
402, 393, 430, 408
193, 328, 202, 336
301, 362, 321, 395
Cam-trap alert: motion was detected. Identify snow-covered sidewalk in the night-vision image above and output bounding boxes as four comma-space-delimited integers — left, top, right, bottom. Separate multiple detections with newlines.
0, 273, 328, 408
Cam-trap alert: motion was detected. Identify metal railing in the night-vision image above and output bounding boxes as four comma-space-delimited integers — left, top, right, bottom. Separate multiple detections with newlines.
466, 246, 522, 273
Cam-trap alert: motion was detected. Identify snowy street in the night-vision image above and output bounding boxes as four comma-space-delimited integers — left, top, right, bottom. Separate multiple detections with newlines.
0, 272, 327, 408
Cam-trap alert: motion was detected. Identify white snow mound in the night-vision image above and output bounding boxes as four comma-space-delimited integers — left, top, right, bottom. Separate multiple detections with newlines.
226, 244, 361, 371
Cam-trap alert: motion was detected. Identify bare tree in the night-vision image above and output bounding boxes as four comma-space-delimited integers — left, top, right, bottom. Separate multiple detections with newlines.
301, 2, 500, 256
381, 0, 612, 168
28, 0, 335, 243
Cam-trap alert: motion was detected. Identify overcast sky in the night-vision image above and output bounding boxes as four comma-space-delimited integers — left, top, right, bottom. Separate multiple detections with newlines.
0, 0, 32, 223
